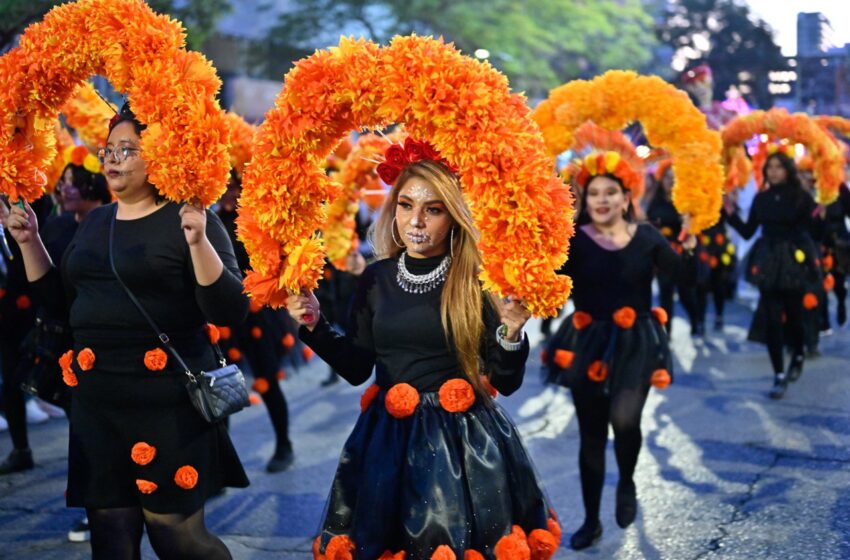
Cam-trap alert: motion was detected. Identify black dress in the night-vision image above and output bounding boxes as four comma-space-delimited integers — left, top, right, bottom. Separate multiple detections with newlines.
32, 202, 249, 514
300, 253, 561, 560
545, 224, 676, 395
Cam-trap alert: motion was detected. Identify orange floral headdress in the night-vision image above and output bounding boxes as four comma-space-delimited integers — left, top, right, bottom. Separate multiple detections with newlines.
0, 0, 231, 205
238, 35, 574, 317
532, 70, 723, 233
564, 122, 645, 199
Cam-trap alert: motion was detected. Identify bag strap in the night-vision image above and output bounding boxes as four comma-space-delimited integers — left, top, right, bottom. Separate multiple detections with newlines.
108, 206, 200, 382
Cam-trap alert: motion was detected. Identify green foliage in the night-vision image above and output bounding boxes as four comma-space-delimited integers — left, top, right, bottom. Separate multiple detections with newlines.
0, 0, 57, 53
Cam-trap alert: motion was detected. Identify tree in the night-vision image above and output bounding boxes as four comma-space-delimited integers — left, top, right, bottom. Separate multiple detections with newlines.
0, 0, 57, 53
657, 0, 788, 109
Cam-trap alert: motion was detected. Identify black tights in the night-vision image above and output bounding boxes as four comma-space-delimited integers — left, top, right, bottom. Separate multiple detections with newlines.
658, 276, 700, 335
88, 506, 231, 560
699, 269, 726, 321
259, 373, 292, 455
0, 338, 29, 451
822, 272, 848, 326
571, 384, 650, 525
761, 289, 804, 374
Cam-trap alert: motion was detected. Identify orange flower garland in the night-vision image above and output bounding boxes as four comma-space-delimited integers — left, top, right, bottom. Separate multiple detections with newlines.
60, 81, 115, 150
385, 382, 420, 419
225, 112, 256, 178
174, 465, 198, 490
721, 108, 844, 204
0, 0, 231, 205
238, 35, 574, 317
438, 379, 476, 413
533, 70, 723, 233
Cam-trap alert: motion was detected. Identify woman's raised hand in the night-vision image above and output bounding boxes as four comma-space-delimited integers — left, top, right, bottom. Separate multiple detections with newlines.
286, 290, 320, 330
2, 200, 39, 245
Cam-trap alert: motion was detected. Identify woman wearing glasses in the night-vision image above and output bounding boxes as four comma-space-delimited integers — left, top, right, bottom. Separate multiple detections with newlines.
3, 103, 249, 560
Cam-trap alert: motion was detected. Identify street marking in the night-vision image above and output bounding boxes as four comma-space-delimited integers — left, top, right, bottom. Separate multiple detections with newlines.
742, 401, 813, 454
516, 386, 574, 441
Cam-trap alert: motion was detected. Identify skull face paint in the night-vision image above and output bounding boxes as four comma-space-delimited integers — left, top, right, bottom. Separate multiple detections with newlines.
395, 178, 455, 258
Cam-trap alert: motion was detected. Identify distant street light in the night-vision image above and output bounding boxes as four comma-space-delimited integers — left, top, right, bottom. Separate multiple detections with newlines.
474, 48, 490, 60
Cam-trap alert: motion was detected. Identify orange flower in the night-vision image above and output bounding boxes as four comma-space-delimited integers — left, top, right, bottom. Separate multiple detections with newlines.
70, 145, 88, 166
612, 306, 636, 329
494, 526, 531, 560
219, 326, 232, 340
379, 551, 406, 560
803, 292, 818, 310
174, 465, 199, 490
539, 350, 549, 365
252, 378, 270, 394
715, 233, 725, 244
15, 295, 31, 310
528, 529, 559, 560
205, 324, 221, 344
249, 393, 261, 406
58, 349, 74, 373
553, 350, 574, 369
438, 379, 476, 413
824, 273, 835, 292
650, 369, 672, 389
464, 552, 485, 560
572, 311, 592, 330
249, 298, 263, 314
360, 384, 381, 412
136, 479, 158, 494
324, 535, 355, 560
131, 442, 157, 466
431, 545, 456, 560
277, 369, 287, 381
651, 307, 668, 326
62, 369, 78, 387
385, 383, 420, 419
302, 347, 315, 361
251, 326, 263, 339
587, 361, 608, 382
824, 254, 834, 271
313, 536, 322, 559
144, 348, 168, 371
282, 333, 296, 349
227, 348, 242, 362
61, 82, 115, 149
76, 348, 95, 371
547, 517, 562, 544
709, 256, 719, 269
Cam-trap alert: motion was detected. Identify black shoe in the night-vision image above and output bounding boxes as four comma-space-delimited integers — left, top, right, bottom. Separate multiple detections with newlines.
616, 479, 637, 528
0, 448, 34, 475
266, 447, 294, 473
67, 516, 90, 543
569, 521, 602, 550
320, 372, 340, 387
769, 374, 788, 399
691, 322, 705, 338
713, 317, 724, 332
788, 355, 805, 382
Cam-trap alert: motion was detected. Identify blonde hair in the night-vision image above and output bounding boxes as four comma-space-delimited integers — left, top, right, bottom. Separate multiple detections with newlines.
371, 161, 491, 391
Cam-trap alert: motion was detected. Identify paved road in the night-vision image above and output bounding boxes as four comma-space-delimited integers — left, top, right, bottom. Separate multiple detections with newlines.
1, 294, 849, 559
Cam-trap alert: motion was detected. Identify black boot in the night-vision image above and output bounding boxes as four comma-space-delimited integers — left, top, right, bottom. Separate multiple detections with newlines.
266, 446, 294, 473
769, 373, 788, 400
838, 301, 847, 327
713, 317, 724, 332
569, 520, 602, 550
0, 448, 34, 475
787, 354, 805, 382
615, 479, 637, 528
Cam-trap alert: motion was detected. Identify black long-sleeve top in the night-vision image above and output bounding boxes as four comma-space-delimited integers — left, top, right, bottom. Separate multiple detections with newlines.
646, 191, 682, 242
299, 253, 530, 395
726, 183, 816, 240
32, 202, 248, 352
811, 184, 850, 245
559, 224, 681, 317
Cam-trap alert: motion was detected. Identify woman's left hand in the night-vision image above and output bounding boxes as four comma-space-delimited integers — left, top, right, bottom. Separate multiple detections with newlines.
180, 202, 207, 247
498, 296, 532, 342
680, 213, 698, 251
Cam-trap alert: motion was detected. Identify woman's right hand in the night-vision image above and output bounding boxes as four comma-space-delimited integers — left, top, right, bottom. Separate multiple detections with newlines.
2, 201, 39, 245
285, 290, 320, 330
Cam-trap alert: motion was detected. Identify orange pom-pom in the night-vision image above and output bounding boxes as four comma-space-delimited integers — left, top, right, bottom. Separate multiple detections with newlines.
136, 479, 158, 494
62, 369, 78, 387
302, 346, 315, 361
547, 517, 562, 544
587, 361, 608, 382
253, 378, 270, 394
379, 551, 406, 560
528, 529, 559, 560
15, 295, 31, 310
824, 273, 835, 292
438, 378, 476, 413
219, 326, 232, 340
553, 349, 574, 369
431, 545, 456, 560
70, 145, 89, 166
824, 254, 834, 271
709, 256, 719, 269
540, 350, 549, 365
131, 442, 157, 466
282, 333, 296, 349
385, 383, 420, 419
313, 536, 323, 560
751, 265, 759, 276
174, 465, 198, 490
205, 324, 221, 344
494, 529, 531, 560
612, 306, 636, 329
76, 348, 96, 371
803, 292, 819, 310
58, 349, 74, 373
572, 311, 593, 330
651, 306, 668, 326
251, 326, 263, 339
651, 369, 672, 389
464, 552, 485, 560
249, 393, 262, 405
360, 384, 381, 412
324, 535, 355, 560
277, 369, 287, 381
227, 347, 242, 362
715, 233, 725, 245
143, 348, 168, 371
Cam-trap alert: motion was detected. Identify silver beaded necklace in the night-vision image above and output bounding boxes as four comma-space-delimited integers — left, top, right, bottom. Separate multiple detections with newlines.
396, 253, 452, 294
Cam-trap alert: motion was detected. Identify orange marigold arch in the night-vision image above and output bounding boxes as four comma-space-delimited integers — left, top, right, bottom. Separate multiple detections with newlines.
532, 70, 724, 232
0, 0, 231, 205
61, 81, 116, 150
721, 108, 844, 204
238, 35, 574, 317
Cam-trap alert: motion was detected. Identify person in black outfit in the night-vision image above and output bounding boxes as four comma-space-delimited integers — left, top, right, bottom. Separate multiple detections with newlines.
724, 152, 820, 399
287, 155, 561, 559
546, 166, 696, 550
810, 181, 850, 329
697, 216, 738, 332
5, 104, 249, 560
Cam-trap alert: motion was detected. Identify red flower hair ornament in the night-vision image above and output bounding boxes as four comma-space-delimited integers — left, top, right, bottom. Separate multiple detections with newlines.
375, 137, 458, 185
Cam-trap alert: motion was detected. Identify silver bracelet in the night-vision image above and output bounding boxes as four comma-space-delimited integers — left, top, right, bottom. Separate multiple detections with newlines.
496, 324, 524, 351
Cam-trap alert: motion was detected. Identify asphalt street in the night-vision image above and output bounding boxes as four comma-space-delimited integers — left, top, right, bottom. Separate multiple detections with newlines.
1, 292, 848, 559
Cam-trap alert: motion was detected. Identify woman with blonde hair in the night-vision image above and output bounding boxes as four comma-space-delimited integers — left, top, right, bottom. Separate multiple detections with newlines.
287, 139, 561, 559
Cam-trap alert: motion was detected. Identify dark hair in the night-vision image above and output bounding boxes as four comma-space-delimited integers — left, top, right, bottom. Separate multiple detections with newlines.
61, 163, 112, 204
577, 173, 635, 225
762, 151, 802, 190
108, 102, 146, 136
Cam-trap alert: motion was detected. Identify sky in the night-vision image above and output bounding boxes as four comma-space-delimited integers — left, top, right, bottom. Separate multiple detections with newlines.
745, 0, 850, 55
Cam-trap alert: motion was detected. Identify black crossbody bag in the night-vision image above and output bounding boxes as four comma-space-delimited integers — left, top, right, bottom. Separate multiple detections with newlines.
108, 207, 248, 423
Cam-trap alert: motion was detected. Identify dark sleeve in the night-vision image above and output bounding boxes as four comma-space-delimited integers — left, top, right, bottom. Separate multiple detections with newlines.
298, 265, 377, 386
648, 225, 683, 279
481, 298, 529, 396
193, 210, 249, 326
29, 267, 69, 321
840, 184, 850, 218
725, 195, 761, 239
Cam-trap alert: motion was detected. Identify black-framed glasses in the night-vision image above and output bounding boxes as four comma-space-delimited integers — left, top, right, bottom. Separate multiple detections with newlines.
97, 146, 140, 165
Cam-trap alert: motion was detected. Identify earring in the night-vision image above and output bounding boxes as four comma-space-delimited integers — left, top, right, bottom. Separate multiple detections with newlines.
391, 216, 405, 248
